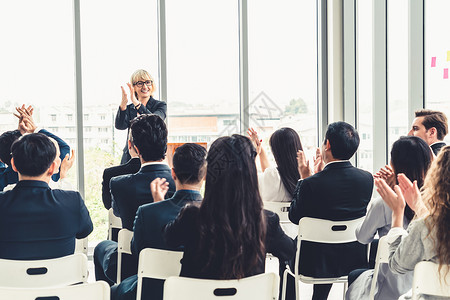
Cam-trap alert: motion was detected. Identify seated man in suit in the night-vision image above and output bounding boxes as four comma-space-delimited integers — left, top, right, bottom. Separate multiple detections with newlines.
0, 133, 93, 260
408, 109, 448, 155
110, 143, 207, 300
289, 121, 373, 300
94, 114, 175, 285
0, 106, 70, 191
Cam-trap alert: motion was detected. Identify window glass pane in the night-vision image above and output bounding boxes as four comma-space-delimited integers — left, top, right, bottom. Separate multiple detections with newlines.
80, 0, 159, 240
0, 1, 77, 183
166, 0, 240, 145
425, 0, 450, 145
248, 0, 317, 166
387, 0, 409, 152
356, 0, 374, 172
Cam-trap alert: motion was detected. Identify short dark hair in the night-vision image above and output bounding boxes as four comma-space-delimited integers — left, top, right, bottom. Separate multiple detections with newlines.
130, 114, 167, 162
415, 109, 448, 140
11, 133, 57, 176
0, 130, 22, 165
324, 121, 360, 160
173, 143, 207, 184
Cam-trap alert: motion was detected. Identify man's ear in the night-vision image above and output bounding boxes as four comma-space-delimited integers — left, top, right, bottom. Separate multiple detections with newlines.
11, 158, 18, 173
428, 127, 437, 138
171, 168, 177, 181
47, 161, 57, 176
325, 139, 331, 151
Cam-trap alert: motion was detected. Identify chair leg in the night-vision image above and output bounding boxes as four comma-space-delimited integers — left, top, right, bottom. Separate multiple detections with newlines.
342, 281, 348, 300
295, 277, 300, 300
281, 269, 288, 300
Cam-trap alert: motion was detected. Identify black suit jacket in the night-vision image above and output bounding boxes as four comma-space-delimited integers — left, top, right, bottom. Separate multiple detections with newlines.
0, 180, 93, 260
114, 97, 167, 164
110, 164, 175, 230
431, 141, 446, 156
289, 161, 373, 277
101, 157, 141, 210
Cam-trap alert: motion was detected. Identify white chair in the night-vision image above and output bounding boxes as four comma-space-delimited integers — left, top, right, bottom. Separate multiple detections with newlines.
117, 228, 133, 283
75, 237, 88, 256
108, 208, 122, 240
263, 201, 291, 223
137, 248, 183, 300
0, 253, 88, 288
0, 281, 110, 300
281, 216, 365, 300
369, 236, 389, 300
409, 261, 450, 299
163, 272, 279, 300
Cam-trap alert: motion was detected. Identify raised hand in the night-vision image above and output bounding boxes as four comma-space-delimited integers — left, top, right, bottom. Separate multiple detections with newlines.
313, 147, 324, 174
297, 150, 312, 179
247, 127, 262, 155
126, 83, 140, 107
397, 173, 427, 217
374, 165, 395, 188
150, 177, 169, 203
59, 149, 76, 179
120, 86, 129, 111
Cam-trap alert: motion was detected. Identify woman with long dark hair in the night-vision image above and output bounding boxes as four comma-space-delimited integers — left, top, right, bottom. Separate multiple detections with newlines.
165, 134, 296, 279
247, 127, 302, 202
375, 146, 450, 298
346, 136, 433, 300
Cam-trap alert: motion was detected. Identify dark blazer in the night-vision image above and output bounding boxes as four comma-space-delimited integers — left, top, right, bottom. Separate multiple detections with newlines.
431, 141, 446, 156
289, 161, 373, 277
114, 97, 167, 164
111, 190, 203, 300
0, 180, 93, 260
0, 165, 18, 192
165, 207, 296, 280
110, 164, 175, 230
102, 157, 141, 210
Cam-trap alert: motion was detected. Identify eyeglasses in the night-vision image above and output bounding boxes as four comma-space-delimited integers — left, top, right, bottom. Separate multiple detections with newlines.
133, 80, 153, 88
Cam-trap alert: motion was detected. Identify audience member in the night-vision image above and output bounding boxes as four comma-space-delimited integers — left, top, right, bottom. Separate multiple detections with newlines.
111, 143, 207, 300
115, 69, 167, 164
94, 114, 175, 285
346, 136, 433, 300
0, 133, 92, 259
289, 121, 373, 300
0, 105, 70, 191
102, 130, 141, 210
165, 134, 296, 280
408, 109, 448, 155
375, 146, 450, 298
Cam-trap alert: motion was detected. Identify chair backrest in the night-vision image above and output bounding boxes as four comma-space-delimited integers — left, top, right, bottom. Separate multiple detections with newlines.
136, 248, 183, 300
263, 202, 291, 223
117, 228, 134, 283
0, 281, 110, 300
294, 217, 365, 276
412, 261, 450, 299
108, 208, 122, 240
75, 237, 88, 256
163, 272, 279, 300
0, 253, 88, 288
369, 236, 389, 300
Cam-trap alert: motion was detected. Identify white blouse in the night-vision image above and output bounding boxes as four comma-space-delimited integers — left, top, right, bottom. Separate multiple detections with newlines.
258, 166, 292, 203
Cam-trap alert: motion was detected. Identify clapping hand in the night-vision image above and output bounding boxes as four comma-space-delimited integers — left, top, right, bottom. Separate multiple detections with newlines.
313, 147, 324, 174
297, 150, 312, 179
14, 105, 36, 134
59, 149, 76, 179
150, 178, 169, 203
120, 83, 140, 111
374, 165, 395, 189
375, 178, 406, 228
397, 173, 427, 217
247, 128, 262, 155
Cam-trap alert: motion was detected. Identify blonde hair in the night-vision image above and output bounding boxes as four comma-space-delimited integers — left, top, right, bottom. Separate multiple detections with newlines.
424, 146, 450, 277
130, 69, 156, 97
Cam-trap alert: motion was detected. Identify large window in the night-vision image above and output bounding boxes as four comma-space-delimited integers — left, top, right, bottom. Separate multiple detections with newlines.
356, 0, 374, 172
79, 0, 159, 240
248, 0, 317, 165
425, 0, 450, 145
166, 0, 240, 145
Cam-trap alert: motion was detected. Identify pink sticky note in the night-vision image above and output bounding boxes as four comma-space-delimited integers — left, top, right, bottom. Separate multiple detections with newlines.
444, 68, 449, 79
431, 57, 436, 67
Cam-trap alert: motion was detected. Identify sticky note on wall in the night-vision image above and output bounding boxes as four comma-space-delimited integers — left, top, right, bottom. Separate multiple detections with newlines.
431, 57, 436, 67
447, 51, 450, 61
444, 68, 449, 79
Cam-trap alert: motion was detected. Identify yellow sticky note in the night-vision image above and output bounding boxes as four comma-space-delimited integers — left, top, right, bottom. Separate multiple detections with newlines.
447, 51, 450, 61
